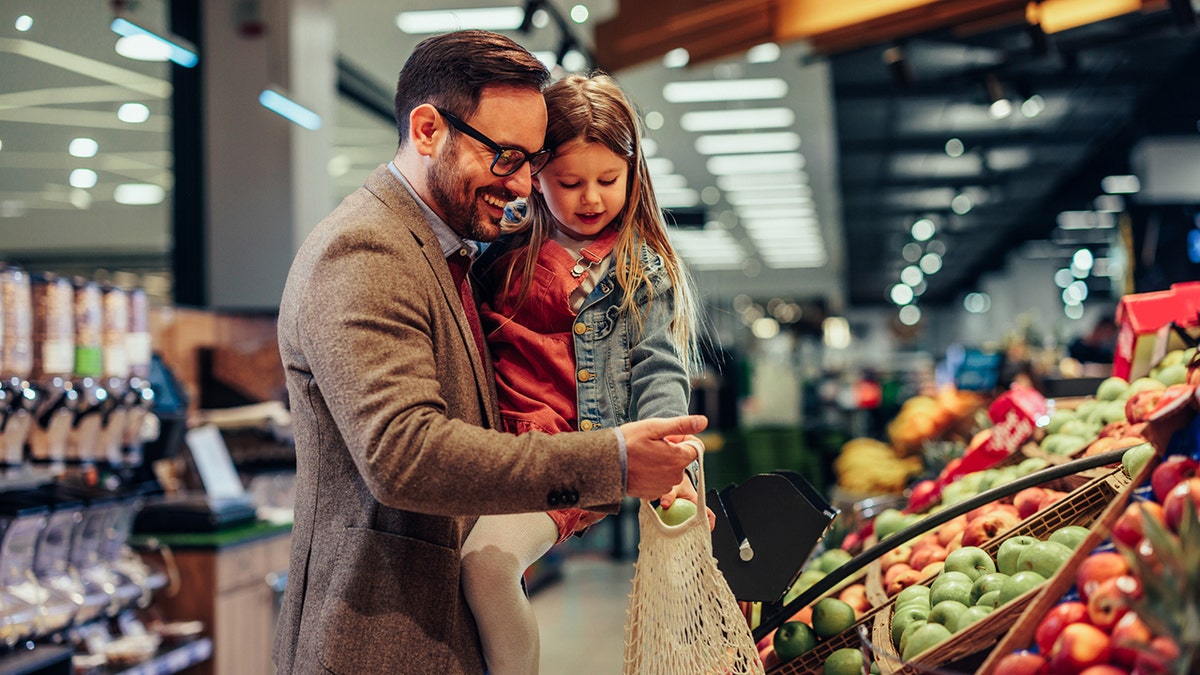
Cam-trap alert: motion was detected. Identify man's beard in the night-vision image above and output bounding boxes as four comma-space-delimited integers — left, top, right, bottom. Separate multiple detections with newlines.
428, 146, 505, 242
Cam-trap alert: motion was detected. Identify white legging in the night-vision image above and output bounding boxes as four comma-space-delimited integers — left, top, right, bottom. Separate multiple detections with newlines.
461, 512, 560, 675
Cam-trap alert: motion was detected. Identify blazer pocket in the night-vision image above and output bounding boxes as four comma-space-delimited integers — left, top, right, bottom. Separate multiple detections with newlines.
317, 527, 459, 674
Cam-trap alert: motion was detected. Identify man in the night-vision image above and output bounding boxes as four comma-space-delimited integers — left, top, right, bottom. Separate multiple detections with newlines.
273, 30, 704, 674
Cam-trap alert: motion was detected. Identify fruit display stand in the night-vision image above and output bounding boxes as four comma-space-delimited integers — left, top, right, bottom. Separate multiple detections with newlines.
868, 465, 1135, 674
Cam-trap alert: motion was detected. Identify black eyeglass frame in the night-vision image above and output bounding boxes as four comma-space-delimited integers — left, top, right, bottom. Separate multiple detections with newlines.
435, 107, 552, 177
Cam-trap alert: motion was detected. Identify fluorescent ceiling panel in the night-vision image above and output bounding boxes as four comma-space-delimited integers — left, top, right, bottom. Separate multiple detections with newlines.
662, 78, 787, 103
396, 7, 524, 33
679, 107, 795, 132
695, 131, 801, 156
707, 152, 804, 176
716, 172, 809, 191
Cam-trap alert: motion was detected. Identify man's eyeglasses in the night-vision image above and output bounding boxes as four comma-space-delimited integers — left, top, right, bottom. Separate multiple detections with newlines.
435, 107, 552, 177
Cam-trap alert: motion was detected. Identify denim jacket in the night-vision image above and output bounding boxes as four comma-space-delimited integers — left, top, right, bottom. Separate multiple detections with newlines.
478, 237, 691, 431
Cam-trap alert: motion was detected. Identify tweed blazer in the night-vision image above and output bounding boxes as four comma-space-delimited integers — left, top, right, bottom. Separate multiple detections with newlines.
273, 164, 625, 674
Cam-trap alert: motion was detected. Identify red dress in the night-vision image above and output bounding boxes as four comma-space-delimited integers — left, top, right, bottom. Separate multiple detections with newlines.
480, 226, 619, 543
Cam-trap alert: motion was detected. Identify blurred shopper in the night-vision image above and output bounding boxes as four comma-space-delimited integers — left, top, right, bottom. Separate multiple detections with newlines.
273, 31, 705, 675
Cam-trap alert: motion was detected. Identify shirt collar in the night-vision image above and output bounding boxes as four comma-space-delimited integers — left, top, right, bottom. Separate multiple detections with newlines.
387, 161, 479, 259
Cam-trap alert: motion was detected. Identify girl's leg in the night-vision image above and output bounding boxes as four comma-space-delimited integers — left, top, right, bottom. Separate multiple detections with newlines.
461, 512, 559, 675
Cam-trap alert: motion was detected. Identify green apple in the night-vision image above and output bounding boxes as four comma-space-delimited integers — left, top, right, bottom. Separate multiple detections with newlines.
1127, 377, 1166, 396
811, 597, 857, 639
1016, 456, 1050, 477
970, 572, 1009, 605
950, 605, 994, 633
655, 498, 697, 526
1155, 363, 1187, 387
975, 590, 1002, 609
783, 569, 826, 604
875, 508, 909, 541
891, 604, 930, 646
1047, 525, 1091, 551
929, 575, 972, 607
998, 570, 1046, 605
1122, 443, 1156, 481
898, 619, 927, 656
902, 623, 952, 661
895, 584, 931, 607
996, 535, 1039, 575
773, 620, 818, 662
816, 547, 853, 573
1045, 410, 1074, 434
927, 600, 970, 633
895, 597, 931, 616
1096, 376, 1129, 401
943, 546, 997, 582
1015, 540, 1073, 578
823, 647, 864, 675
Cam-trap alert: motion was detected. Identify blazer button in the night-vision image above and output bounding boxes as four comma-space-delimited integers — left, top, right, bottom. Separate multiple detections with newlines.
573, 322, 588, 335
547, 491, 560, 506
577, 369, 592, 382
579, 419, 594, 431
566, 490, 579, 505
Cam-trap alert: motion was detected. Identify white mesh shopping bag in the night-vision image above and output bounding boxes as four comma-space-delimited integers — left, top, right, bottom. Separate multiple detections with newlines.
622, 464, 765, 675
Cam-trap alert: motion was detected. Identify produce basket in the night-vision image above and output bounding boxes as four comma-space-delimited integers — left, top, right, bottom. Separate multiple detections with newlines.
766, 601, 890, 674
867, 466, 1132, 675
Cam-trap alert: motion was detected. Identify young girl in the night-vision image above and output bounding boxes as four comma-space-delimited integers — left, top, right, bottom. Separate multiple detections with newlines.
460, 72, 704, 675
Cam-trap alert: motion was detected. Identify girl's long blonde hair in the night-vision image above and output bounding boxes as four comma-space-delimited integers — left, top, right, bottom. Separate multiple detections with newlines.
499, 72, 701, 369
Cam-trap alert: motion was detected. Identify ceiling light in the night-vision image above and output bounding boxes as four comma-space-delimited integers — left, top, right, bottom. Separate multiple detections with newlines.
396, 7, 524, 33
1073, 248, 1094, 271
700, 186, 721, 205
679, 108, 794, 132
69, 138, 99, 158
110, 17, 198, 68
561, 49, 588, 72
1094, 195, 1125, 212
644, 111, 664, 130
951, 192, 973, 215
926, 239, 946, 255
823, 317, 851, 349
532, 51, 557, 70
646, 157, 675, 175
900, 265, 923, 286
911, 280, 927, 296
945, 138, 965, 157
919, 252, 943, 274
902, 242, 922, 262
988, 99, 1013, 119
985, 75, 1011, 119
69, 169, 98, 189
15, 15, 33, 32
1020, 94, 1046, 118
662, 78, 787, 103
117, 103, 150, 124
115, 35, 173, 62
717, 172, 809, 191
570, 4, 589, 23
911, 218, 935, 241
751, 317, 780, 339
651, 174, 688, 190
1065, 303, 1084, 320
260, 88, 322, 130
1057, 210, 1117, 229
746, 43, 781, 63
656, 188, 699, 208
724, 192, 812, 206
898, 305, 921, 326
113, 183, 165, 205
707, 152, 803, 175
695, 132, 800, 156
663, 48, 689, 68
641, 138, 658, 156
1054, 268, 1074, 288
737, 206, 816, 221
964, 292, 991, 313
890, 284, 914, 305
1101, 174, 1141, 194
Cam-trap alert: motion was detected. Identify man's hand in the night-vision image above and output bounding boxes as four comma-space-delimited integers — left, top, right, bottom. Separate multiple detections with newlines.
621, 415, 707, 500
657, 438, 716, 531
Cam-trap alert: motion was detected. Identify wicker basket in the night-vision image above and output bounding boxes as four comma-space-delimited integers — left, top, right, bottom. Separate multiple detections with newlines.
866, 467, 1132, 675
766, 601, 889, 674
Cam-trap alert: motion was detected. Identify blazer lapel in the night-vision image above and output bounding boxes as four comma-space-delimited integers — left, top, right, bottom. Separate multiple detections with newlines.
363, 164, 500, 428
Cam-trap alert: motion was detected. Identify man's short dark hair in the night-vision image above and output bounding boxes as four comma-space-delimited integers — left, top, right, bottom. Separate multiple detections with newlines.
393, 30, 550, 145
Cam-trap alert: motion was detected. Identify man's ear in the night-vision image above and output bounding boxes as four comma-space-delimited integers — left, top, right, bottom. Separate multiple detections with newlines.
409, 104, 442, 157
531, 173, 544, 193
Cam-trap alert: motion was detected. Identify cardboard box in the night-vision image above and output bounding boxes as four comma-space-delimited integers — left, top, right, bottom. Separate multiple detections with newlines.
1113, 281, 1200, 380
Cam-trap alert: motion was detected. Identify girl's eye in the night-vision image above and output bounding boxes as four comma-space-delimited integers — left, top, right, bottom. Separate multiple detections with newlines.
599, 179, 617, 186
559, 181, 582, 189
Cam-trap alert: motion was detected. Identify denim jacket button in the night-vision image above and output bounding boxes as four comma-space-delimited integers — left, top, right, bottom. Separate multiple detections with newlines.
573, 322, 587, 335
577, 369, 592, 382
579, 419, 594, 431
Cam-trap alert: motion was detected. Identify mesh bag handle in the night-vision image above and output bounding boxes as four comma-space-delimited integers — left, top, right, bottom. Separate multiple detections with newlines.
622, 460, 765, 675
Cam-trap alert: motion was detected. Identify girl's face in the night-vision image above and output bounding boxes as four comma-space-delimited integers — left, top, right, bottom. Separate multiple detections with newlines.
533, 140, 629, 241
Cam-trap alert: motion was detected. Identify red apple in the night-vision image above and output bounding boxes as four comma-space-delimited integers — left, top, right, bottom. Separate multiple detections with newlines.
993, 650, 1048, 675
945, 531, 964, 553
1151, 455, 1200, 503
966, 502, 1020, 523
1038, 489, 1068, 511
1086, 576, 1135, 630
885, 568, 925, 596
1132, 635, 1181, 675
880, 544, 913, 569
1014, 487, 1049, 519
909, 544, 948, 571
908, 479, 939, 510
1163, 476, 1200, 532
1077, 666, 1131, 675
1075, 551, 1131, 602
884, 563, 914, 588
1109, 612, 1153, 667
838, 583, 871, 616
1049, 622, 1112, 674
1125, 389, 1165, 423
937, 514, 969, 546
1035, 600, 1088, 654
961, 509, 1023, 548
1111, 501, 1166, 549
